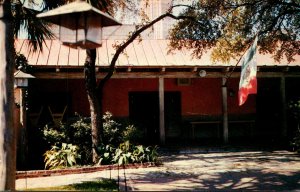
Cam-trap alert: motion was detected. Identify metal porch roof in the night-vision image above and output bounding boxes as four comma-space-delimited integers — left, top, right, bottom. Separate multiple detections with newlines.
15, 38, 300, 68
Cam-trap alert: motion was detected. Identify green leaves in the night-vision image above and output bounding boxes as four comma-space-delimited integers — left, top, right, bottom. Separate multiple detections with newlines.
44, 143, 81, 170
98, 141, 160, 166
97, 144, 115, 165
288, 98, 300, 121
288, 98, 300, 153
169, 0, 300, 63
41, 114, 92, 165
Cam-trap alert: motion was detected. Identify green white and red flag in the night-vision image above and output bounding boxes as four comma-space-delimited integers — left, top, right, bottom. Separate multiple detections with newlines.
238, 36, 258, 106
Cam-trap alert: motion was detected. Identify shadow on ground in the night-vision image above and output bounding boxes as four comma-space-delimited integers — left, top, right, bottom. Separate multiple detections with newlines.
125, 150, 300, 191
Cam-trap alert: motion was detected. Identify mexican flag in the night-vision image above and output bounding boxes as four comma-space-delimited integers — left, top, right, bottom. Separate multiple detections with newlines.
238, 36, 258, 106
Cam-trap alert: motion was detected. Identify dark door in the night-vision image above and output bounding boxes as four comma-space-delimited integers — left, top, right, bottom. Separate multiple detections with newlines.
129, 91, 182, 144
165, 92, 182, 140
129, 92, 160, 144
256, 78, 281, 141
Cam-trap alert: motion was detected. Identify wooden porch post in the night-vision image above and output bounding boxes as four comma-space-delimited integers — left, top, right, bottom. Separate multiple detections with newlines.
159, 77, 165, 145
19, 88, 28, 169
222, 77, 229, 144
280, 76, 287, 139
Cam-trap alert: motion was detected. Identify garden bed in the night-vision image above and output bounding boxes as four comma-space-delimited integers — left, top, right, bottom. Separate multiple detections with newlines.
16, 162, 160, 179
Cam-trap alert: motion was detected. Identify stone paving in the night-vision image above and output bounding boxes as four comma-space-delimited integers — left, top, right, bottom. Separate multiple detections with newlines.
16, 148, 300, 191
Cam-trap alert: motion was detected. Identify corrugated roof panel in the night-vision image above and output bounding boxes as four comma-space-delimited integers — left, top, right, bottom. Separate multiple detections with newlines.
57, 44, 70, 66
157, 40, 178, 66
151, 40, 167, 66
132, 40, 148, 66
197, 49, 218, 66
36, 40, 51, 66
104, 40, 117, 66
178, 48, 197, 66
172, 48, 188, 66
141, 40, 158, 66
257, 53, 300, 66
150, 40, 167, 66
47, 41, 61, 66
15, 39, 25, 54
147, 40, 161, 66
78, 48, 86, 66
95, 41, 107, 66
27, 47, 40, 66
68, 48, 79, 66
16, 39, 300, 67
113, 40, 130, 66
123, 41, 138, 66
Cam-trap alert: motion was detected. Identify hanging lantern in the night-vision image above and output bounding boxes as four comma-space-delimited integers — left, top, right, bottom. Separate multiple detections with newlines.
37, 0, 121, 49
14, 70, 35, 88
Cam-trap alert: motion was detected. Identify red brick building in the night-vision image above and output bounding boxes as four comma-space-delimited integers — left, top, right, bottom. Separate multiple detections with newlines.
15, 35, 300, 145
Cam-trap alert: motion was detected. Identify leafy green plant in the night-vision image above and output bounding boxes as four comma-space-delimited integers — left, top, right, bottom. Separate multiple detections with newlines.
69, 115, 92, 164
44, 143, 81, 170
41, 114, 92, 165
103, 112, 143, 145
42, 112, 155, 166
113, 141, 134, 165
145, 145, 159, 164
289, 99, 300, 126
42, 123, 67, 145
122, 124, 143, 144
103, 111, 122, 145
97, 144, 115, 165
15, 53, 34, 73
291, 131, 300, 153
105, 141, 160, 166
132, 145, 146, 163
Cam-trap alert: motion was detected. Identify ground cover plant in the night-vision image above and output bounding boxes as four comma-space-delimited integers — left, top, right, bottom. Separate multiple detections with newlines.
41, 112, 159, 170
44, 143, 81, 170
23, 179, 118, 191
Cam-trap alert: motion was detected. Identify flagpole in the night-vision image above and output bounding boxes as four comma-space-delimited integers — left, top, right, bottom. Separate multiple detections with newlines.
220, 34, 259, 143
223, 34, 259, 86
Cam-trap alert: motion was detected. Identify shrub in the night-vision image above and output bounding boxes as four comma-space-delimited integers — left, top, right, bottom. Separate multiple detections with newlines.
44, 143, 81, 170
43, 123, 67, 145
288, 98, 300, 152
288, 99, 300, 124
97, 144, 115, 165
122, 124, 143, 144
98, 141, 160, 166
42, 112, 156, 167
102, 111, 143, 145
41, 114, 92, 165
103, 112, 122, 145
113, 141, 134, 165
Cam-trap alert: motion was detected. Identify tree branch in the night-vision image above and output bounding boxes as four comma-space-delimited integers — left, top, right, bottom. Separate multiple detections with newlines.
97, 11, 197, 89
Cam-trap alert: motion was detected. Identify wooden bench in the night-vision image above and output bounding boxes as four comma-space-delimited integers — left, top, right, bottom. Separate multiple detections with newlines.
228, 120, 256, 137
190, 121, 221, 140
189, 120, 255, 140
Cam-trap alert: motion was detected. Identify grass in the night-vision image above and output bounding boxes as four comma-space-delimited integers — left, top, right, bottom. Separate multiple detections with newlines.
23, 179, 118, 191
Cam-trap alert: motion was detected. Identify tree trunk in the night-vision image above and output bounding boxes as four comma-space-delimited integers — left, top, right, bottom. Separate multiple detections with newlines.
0, 0, 16, 190
84, 49, 103, 163
96, 79, 105, 142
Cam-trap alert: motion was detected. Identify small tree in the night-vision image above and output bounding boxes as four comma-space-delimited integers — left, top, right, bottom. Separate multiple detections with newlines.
85, 4, 199, 163
0, 0, 16, 190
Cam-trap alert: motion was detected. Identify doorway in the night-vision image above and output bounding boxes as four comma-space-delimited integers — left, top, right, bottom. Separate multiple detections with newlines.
256, 78, 281, 141
129, 91, 181, 144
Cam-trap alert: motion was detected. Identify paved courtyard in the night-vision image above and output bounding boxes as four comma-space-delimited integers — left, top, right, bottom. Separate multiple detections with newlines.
17, 148, 300, 191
